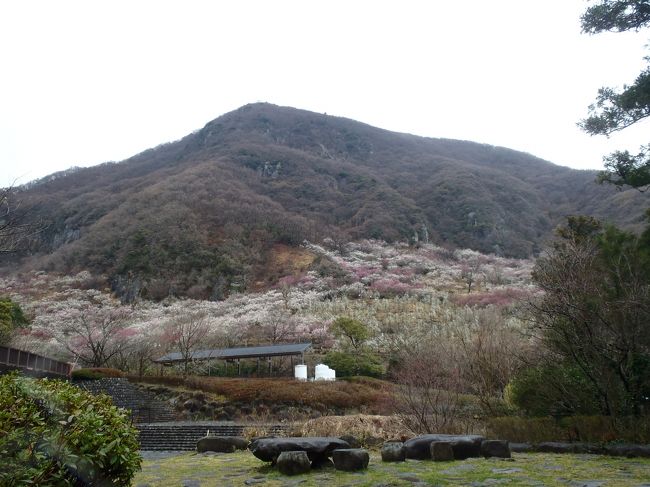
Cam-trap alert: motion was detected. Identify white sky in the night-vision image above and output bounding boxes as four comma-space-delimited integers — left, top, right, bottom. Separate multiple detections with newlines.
1, 0, 649, 187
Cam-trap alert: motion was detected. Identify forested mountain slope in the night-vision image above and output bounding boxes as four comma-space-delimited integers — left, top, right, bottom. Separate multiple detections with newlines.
7, 103, 646, 299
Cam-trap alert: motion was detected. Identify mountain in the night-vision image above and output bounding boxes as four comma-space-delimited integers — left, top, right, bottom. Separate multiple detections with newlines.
6, 103, 647, 299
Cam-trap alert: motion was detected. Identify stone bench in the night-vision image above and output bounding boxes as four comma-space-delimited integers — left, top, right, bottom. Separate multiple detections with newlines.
332, 448, 369, 471
403, 434, 484, 460
249, 437, 350, 466
196, 436, 249, 453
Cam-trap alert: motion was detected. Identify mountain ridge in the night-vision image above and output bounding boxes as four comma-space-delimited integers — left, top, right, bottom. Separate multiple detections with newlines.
6, 102, 646, 299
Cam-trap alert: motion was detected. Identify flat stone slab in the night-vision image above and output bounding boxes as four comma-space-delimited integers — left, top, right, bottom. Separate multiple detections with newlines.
249, 437, 350, 465
509, 443, 533, 453
603, 444, 650, 458
196, 436, 248, 453
536, 442, 603, 454
403, 434, 484, 460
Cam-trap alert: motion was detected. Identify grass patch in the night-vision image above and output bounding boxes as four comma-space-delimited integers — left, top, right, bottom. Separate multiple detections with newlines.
135, 450, 650, 486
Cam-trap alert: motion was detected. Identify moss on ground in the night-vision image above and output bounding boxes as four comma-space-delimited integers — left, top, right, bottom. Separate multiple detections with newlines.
134, 450, 650, 486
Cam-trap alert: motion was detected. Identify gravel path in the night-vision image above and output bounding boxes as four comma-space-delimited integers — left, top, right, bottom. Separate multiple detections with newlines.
139, 450, 187, 461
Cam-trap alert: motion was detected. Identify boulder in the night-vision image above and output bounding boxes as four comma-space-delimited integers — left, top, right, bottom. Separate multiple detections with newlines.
364, 436, 384, 447
196, 436, 249, 453
603, 444, 650, 458
332, 448, 370, 471
403, 434, 484, 460
510, 442, 533, 453
339, 435, 361, 449
183, 399, 201, 412
277, 451, 311, 475
430, 441, 454, 461
381, 442, 406, 462
535, 442, 602, 454
249, 437, 350, 465
481, 440, 511, 458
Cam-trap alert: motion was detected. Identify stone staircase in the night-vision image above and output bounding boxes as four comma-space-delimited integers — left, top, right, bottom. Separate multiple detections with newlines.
74, 378, 176, 423
136, 422, 291, 450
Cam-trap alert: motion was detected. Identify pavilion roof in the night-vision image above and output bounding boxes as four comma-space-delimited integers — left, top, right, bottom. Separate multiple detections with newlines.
154, 342, 311, 363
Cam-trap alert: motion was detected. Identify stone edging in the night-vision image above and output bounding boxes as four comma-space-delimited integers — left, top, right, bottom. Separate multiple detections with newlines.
510, 441, 650, 458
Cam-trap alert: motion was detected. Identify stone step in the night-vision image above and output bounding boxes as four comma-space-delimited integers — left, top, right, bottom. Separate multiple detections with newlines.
73, 378, 177, 423
136, 423, 290, 450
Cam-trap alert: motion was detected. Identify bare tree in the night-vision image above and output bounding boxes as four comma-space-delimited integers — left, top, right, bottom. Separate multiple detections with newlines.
108, 328, 163, 377
243, 307, 293, 345
0, 186, 38, 253
164, 313, 209, 375
392, 341, 469, 434
460, 257, 484, 294
457, 309, 526, 415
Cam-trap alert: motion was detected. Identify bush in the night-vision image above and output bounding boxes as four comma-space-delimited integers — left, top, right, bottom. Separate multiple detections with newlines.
323, 351, 384, 378
71, 367, 125, 380
0, 372, 141, 485
487, 415, 650, 444
487, 416, 565, 443
507, 363, 600, 417
0, 297, 28, 345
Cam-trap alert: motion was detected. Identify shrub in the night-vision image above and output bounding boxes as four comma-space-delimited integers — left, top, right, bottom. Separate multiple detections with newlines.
0, 372, 141, 485
507, 363, 600, 417
487, 415, 650, 444
0, 297, 28, 345
71, 367, 125, 380
323, 351, 384, 378
486, 416, 565, 443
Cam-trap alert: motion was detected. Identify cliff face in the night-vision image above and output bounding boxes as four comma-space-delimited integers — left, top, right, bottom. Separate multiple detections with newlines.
7, 103, 646, 298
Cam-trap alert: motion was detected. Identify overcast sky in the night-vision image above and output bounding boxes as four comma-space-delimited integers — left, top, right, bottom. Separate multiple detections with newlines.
1, 0, 649, 187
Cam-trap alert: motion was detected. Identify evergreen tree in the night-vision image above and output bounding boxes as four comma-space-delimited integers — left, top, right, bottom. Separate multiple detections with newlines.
580, 0, 650, 190
0, 297, 28, 345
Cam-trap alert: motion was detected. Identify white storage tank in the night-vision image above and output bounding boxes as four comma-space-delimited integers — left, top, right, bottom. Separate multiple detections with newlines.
294, 364, 307, 381
326, 367, 336, 381
315, 363, 329, 380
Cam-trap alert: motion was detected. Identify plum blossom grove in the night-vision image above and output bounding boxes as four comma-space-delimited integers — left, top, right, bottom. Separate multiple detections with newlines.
0, 239, 537, 372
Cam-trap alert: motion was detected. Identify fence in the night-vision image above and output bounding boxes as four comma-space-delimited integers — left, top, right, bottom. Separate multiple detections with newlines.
0, 345, 72, 377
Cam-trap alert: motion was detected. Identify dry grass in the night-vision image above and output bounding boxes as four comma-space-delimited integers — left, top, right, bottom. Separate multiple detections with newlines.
130, 375, 392, 411
241, 425, 279, 440
299, 414, 410, 443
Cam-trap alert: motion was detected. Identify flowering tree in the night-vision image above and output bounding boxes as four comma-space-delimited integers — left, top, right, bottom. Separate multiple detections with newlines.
58, 306, 133, 367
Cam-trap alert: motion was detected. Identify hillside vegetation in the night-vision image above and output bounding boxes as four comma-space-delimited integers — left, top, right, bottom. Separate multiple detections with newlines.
4, 103, 645, 299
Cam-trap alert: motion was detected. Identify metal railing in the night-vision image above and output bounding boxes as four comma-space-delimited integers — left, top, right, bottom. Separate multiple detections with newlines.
0, 345, 72, 377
